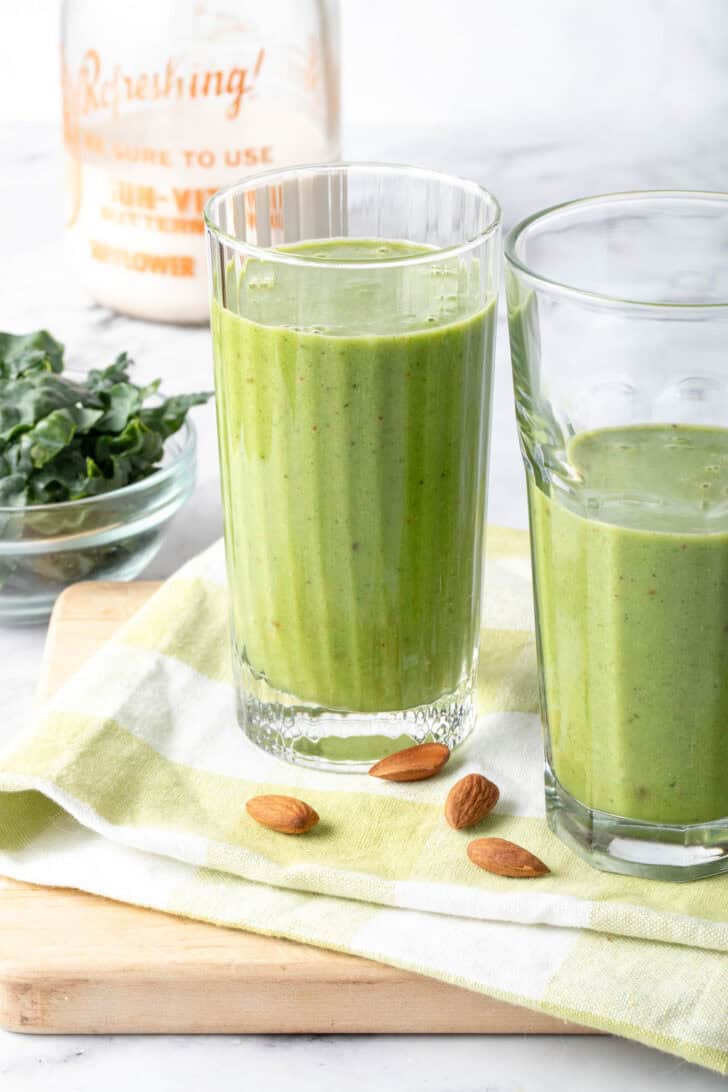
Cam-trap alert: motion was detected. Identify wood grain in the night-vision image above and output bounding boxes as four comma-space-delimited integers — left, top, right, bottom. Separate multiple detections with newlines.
0, 581, 591, 1035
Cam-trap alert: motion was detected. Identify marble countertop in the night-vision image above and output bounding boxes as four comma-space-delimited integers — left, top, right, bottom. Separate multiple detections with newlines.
1, 119, 726, 1090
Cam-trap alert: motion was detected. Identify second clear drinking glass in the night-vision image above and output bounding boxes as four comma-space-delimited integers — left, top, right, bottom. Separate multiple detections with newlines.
505, 191, 728, 881
206, 163, 500, 770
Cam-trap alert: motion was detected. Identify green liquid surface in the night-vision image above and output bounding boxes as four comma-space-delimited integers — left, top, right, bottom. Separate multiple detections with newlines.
531, 424, 728, 825
212, 239, 494, 712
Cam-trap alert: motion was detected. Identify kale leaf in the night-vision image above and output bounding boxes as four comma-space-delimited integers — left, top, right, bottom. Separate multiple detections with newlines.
0, 331, 212, 508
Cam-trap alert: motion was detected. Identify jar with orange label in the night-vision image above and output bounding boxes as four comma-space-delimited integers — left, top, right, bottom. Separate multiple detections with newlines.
61, 0, 340, 323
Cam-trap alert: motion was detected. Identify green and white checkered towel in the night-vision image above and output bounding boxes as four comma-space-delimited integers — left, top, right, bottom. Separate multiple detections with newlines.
1, 527, 727, 1072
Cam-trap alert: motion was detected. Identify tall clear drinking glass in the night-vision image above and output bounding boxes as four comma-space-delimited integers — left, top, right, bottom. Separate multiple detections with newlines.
505, 191, 728, 881
205, 164, 500, 771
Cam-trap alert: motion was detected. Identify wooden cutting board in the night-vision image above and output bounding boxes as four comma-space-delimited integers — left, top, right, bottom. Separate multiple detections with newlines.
0, 582, 590, 1035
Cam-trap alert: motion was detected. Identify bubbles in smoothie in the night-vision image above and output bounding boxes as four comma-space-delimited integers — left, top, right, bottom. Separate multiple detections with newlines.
248, 276, 275, 291
295, 324, 327, 335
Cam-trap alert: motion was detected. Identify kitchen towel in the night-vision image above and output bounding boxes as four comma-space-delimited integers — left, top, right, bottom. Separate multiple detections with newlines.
1, 527, 726, 1073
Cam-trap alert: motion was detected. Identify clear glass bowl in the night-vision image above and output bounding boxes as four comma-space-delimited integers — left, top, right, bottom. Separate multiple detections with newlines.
0, 420, 196, 625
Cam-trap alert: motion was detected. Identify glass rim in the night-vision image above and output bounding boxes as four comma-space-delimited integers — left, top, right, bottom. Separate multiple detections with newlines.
204, 161, 502, 269
504, 189, 728, 310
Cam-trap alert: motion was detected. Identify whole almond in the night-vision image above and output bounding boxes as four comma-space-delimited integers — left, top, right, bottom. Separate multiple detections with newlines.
445, 773, 500, 829
467, 837, 550, 878
246, 794, 319, 835
368, 742, 450, 782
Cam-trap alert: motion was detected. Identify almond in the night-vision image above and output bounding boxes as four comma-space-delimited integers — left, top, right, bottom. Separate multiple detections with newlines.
467, 837, 550, 878
368, 742, 450, 782
246, 794, 319, 835
445, 773, 500, 829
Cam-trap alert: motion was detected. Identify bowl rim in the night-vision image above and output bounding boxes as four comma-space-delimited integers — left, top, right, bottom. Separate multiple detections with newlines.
0, 417, 197, 516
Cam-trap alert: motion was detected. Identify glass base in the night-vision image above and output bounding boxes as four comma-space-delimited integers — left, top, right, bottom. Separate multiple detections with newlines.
546, 763, 728, 882
235, 657, 476, 772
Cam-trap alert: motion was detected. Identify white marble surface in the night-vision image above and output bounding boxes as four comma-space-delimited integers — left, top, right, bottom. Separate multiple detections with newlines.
1, 97, 728, 1092
2, 1031, 726, 1092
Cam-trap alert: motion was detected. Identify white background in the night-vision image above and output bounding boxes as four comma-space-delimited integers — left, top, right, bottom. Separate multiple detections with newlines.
4, 0, 728, 136
4, 0, 726, 231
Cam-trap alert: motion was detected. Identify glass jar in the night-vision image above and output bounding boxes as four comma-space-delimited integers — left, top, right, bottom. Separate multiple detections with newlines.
61, 0, 340, 324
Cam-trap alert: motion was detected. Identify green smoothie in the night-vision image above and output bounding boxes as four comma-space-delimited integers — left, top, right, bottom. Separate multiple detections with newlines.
530, 423, 728, 825
212, 239, 494, 713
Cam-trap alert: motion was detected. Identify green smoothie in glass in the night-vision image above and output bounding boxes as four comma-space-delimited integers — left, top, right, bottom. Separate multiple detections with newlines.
506, 189, 728, 879
530, 423, 728, 827
211, 236, 496, 758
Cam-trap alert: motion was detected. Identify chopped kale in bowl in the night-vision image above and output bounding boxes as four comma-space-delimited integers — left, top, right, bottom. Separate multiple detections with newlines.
0, 330, 212, 624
